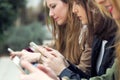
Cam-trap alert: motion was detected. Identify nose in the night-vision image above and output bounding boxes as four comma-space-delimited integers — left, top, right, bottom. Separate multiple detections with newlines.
49, 10, 54, 17
72, 6, 75, 13
95, 0, 105, 4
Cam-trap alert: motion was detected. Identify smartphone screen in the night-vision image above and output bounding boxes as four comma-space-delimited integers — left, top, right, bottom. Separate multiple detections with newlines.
8, 48, 25, 73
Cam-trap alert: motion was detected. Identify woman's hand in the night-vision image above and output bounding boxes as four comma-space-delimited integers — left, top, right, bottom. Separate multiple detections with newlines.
10, 50, 41, 63
20, 60, 58, 80
34, 46, 69, 75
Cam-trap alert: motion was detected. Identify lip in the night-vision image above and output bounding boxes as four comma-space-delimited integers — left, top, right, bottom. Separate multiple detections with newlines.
106, 5, 113, 13
54, 17, 59, 21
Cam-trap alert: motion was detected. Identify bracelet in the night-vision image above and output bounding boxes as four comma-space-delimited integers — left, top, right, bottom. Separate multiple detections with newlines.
57, 76, 69, 80
62, 76, 70, 80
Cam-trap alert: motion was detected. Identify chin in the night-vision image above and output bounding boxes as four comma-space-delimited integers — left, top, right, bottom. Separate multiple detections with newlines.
82, 21, 87, 25
57, 21, 65, 26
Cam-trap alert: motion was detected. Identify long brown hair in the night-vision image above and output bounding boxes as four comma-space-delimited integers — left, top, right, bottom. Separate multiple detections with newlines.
71, 0, 117, 65
73, 0, 94, 46
74, 0, 116, 49
45, 0, 83, 64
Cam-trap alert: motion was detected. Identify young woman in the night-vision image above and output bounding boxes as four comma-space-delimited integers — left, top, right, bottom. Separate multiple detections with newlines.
93, 0, 120, 79
73, 0, 117, 76
10, 0, 92, 76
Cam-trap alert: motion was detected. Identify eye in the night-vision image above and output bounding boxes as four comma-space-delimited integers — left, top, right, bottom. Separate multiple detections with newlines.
50, 4, 56, 9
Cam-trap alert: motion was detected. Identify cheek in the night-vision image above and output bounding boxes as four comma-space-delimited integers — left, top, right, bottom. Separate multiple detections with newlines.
82, 14, 89, 24
95, 0, 100, 4
112, 11, 120, 20
54, 9, 59, 15
55, 7, 64, 16
112, 6, 120, 20
63, 10, 68, 18
60, 8, 68, 19
80, 10, 86, 19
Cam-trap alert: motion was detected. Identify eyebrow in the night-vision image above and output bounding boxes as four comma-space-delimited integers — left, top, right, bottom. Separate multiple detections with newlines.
48, 2, 55, 8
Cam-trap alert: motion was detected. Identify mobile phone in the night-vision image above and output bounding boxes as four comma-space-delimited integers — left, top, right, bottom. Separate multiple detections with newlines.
29, 42, 43, 55
8, 48, 25, 73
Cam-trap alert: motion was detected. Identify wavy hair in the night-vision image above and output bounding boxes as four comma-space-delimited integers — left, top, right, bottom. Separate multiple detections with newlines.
92, 0, 120, 79
45, 0, 83, 65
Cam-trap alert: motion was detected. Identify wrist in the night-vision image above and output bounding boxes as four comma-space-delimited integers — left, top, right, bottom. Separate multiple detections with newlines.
57, 60, 69, 75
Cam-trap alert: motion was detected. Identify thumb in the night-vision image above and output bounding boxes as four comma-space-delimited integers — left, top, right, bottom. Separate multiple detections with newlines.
10, 51, 22, 58
37, 64, 50, 73
20, 60, 38, 73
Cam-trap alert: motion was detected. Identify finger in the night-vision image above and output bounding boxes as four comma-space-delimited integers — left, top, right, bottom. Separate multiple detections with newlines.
43, 46, 62, 57
10, 55, 16, 59
10, 52, 23, 57
38, 46, 54, 58
37, 64, 50, 74
20, 74, 31, 80
37, 46, 47, 55
42, 46, 53, 51
30, 44, 54, 58
20, 60, 38, 73
45, 50, 61, 58
40, 55, 48, 63
37, 64, 48, 72
48, 51, 57, 57
21, 49, 29, 53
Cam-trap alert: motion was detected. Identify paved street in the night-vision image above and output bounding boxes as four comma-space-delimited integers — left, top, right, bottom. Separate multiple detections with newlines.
0, 56, 21, 80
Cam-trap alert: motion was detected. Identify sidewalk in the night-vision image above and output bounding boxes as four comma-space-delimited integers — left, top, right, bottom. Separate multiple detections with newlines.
0, 56, 21, 80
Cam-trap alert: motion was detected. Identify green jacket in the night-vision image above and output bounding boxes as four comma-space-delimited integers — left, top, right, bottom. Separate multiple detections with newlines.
82, 59, 118, 80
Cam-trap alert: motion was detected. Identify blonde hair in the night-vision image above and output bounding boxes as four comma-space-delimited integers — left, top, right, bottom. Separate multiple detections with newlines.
94, 0, 120, 79
91, 0, 111, 18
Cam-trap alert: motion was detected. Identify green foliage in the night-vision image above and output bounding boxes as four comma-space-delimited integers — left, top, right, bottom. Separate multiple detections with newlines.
0, 0, 26, 34
1, 22, 50, 53
0, 0, 26, 55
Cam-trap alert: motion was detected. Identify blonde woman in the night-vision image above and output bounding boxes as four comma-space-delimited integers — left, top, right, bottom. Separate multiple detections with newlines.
93, 0, 120, 79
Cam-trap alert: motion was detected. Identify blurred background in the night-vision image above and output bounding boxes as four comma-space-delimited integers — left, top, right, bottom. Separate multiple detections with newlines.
0, 0, 52, 56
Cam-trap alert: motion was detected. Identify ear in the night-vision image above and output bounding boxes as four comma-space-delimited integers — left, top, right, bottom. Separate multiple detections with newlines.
72, 2, 79, 13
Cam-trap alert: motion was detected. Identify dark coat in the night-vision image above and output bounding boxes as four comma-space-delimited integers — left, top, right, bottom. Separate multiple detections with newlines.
91, 35, 115, 77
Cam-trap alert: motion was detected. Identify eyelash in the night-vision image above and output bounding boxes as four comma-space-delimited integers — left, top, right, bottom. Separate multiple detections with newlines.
51, 5, 56, 8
